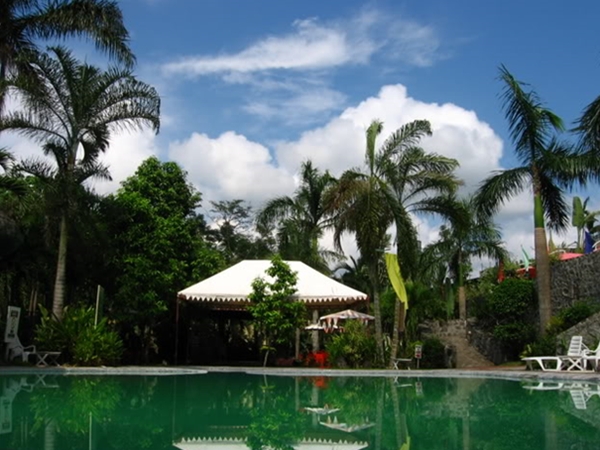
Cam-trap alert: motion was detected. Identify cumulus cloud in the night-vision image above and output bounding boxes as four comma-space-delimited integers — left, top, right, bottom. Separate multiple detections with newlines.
168, 131, 296, 206
275, 84, 504, 191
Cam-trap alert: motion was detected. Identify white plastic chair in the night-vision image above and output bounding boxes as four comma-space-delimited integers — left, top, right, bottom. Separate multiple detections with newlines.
522, 336, 587, 371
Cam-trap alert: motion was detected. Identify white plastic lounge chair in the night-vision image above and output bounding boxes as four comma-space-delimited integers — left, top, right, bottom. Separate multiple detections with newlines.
570, 389, 588, 410
583, 341, 600, 371
522, 336, 586, 371
559, 336, 588, 371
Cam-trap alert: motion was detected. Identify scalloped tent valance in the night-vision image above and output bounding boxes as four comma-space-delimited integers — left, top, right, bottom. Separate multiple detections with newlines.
177, 260, 368, 310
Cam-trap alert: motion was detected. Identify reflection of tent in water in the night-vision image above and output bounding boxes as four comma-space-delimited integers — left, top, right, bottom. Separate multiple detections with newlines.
173, 437, 368, 450
303, 406, 340, 415
319, 416, 375, 433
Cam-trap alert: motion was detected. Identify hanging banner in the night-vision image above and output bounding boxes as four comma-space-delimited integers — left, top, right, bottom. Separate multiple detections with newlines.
384, 253, 409, 309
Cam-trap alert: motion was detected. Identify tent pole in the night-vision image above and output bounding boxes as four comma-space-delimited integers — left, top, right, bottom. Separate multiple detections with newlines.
174, 297, 180, 365
311, 310, 319, 352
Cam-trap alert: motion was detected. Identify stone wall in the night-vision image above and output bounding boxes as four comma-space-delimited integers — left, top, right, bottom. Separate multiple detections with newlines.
551, 251, 600, 311
557, 311, 600, 352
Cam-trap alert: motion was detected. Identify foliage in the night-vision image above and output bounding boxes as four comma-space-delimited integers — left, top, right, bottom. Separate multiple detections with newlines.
0, 0, 134, 113
418, 337, 446, 369
1, 46, 160, 320
210, 199, 273, 263
103, 157, 223, 363
475, 278, 536, 358
257, 160, 339, 272
325, 320, 377, 368
248, 256, 305, 366
34, 304, 123, 365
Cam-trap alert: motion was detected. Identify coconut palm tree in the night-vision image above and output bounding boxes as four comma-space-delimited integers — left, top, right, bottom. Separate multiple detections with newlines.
257, 160, 339, 272
475, 65, 584, 335
0, 46, 160, 320
424, 195, 507, 320
0, 0, 134, 112
377, 120, 461, 367
327, 119, 460, 364
327, 121, 396, 363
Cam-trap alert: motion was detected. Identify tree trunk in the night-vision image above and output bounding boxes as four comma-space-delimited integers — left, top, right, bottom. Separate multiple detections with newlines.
52, 215, 68, 321
458, 285, 467, 320
457, 252, 467, 320
535, 225, 551, 335
532, 189, 551, 335
370, 266, 384, 365
388, 297, 400, 368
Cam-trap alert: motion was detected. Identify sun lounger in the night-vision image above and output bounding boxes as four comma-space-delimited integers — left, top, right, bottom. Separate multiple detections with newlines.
522, 336, 588, 371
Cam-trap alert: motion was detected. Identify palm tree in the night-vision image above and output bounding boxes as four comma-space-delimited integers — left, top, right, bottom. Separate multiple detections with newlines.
327, 121, 396, 363
0, 46, 160, 320
257, 160, 338, 272
377, 120, 461, 367
424, 195, 507, 320
328, 119, 460, 364
0, 148, 26, 195
0, 0, 134, 112
475, 66, 585, 335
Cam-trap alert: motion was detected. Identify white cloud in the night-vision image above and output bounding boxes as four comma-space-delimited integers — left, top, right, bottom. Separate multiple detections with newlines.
168, 131, 295, 206
274, 84, 504, 192
163, 18, 371, 76
89, 129, 161, 195
243, 88, 347, 125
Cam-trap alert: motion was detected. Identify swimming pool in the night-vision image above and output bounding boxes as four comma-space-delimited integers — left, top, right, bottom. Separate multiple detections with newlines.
0, 372, 598, 449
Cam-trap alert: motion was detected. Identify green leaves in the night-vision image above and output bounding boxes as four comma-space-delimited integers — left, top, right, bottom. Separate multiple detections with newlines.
248, 256, 305, 364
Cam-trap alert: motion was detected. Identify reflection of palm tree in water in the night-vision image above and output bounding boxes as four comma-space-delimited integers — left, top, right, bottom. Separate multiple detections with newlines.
388, 379, 410, 450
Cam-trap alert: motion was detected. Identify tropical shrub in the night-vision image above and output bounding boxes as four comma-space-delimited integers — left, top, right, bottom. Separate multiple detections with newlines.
414, 338, 446, 369
325, 321, 377, 368
35, 305, 123, 366
474, 278, 536, 358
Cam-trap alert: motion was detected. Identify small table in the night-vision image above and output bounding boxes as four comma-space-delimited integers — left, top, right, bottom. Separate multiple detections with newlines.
33, 351, 61, 367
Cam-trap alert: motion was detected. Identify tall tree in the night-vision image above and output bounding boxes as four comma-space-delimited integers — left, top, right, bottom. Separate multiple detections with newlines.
475, 66, 586, 335
424, 195, 507, 320
1, 46, 160, 320
327, 121, 396, 363
0, 0, 134, 111
103, 157, 223, 362
257, 160, 338, 272
374, 119, 461, 367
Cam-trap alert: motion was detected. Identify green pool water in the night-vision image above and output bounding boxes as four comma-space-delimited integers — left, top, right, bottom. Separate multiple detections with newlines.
0, 373, 598, 449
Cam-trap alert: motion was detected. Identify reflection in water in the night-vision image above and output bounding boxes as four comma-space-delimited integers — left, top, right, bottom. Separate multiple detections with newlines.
0, 374, 599, 449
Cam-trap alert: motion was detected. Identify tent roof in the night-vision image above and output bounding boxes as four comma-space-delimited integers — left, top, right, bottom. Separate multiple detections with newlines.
178, 260, 368, 309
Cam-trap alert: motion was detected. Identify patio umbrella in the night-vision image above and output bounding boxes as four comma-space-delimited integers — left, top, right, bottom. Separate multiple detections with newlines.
318, 309, 374, 332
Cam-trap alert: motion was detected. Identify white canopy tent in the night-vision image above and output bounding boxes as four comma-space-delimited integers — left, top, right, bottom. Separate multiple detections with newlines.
175, 260, 368, 362
178, 260, 368, 309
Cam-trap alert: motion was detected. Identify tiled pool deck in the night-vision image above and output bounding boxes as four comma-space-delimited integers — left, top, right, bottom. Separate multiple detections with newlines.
1, 365, 600, 383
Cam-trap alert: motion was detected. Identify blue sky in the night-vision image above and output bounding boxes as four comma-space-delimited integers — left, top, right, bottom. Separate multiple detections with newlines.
5, 0, 600, 263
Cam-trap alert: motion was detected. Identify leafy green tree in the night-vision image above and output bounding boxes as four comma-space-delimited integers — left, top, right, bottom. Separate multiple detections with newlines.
248, 255, 305, 366
1, 46, 160, 320
103, 157, 223, 362
475, 66, 589, 335
0, 0, 134, 111
424, 195, 507, 319
210, 199, 273, 262
257, 160, 339, 273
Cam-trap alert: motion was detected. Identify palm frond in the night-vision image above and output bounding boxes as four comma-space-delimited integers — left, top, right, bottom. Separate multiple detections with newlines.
474, 167, 530, 217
